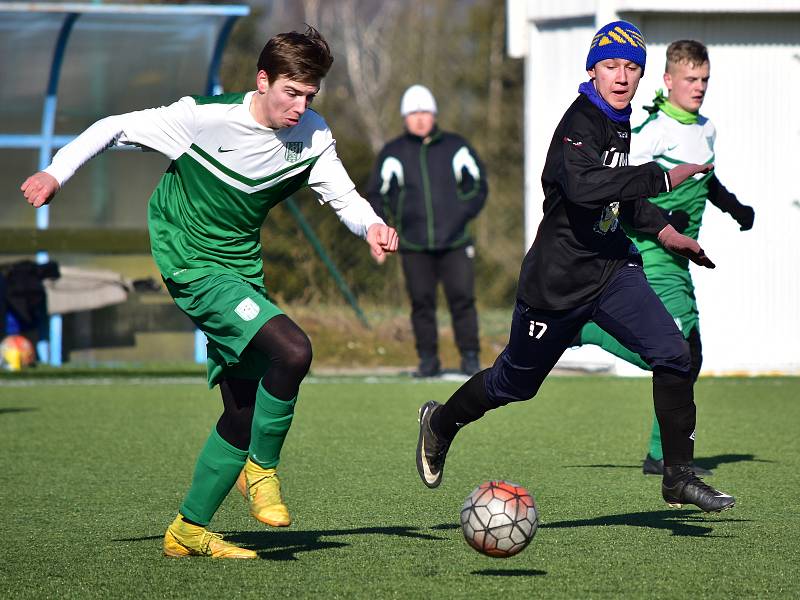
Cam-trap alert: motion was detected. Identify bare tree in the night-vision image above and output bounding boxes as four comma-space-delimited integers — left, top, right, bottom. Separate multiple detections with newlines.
301, 0, 321, 30
330, 0, 403, 153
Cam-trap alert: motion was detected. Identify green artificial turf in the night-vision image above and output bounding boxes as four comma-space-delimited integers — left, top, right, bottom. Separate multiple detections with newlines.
1, 376, 798, 598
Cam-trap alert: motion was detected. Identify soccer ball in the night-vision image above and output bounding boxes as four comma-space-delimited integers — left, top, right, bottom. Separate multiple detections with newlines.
0, 335, 36, 371
460, 480, 538, 558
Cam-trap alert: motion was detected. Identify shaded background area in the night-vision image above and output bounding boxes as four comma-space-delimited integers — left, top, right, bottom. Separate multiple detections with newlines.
221, 0, 525, 308
0, 0, 524, 306
0, 0, 524, 367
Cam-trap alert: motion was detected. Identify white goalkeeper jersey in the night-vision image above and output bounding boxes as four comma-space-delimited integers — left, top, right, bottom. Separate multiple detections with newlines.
45, 92, 382, 284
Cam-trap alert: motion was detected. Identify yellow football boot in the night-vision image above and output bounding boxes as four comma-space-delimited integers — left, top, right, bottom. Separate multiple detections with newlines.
236, 458, 292, 527
163, 514, 256, 559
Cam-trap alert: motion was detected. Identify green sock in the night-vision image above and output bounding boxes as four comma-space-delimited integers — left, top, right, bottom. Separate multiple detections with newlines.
179, 428, 248, 526
249, 384, 296, 469
648, 410, 663, 461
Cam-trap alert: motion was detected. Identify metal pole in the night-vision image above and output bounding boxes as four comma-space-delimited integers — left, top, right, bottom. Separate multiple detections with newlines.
205, 15, 239, 96
37, 12, 79, 366
285, 197, 371, 329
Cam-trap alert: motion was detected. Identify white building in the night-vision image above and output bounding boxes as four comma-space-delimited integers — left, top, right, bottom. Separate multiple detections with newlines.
507, 0, 800, 375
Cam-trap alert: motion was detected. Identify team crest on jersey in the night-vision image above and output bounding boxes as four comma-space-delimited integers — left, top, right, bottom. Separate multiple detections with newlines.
284, 142, 304, 162
594, 202, 620, 235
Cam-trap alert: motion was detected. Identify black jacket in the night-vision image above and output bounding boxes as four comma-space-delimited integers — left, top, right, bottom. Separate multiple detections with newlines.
517, 94, 670, 310
366, 127, 487, 251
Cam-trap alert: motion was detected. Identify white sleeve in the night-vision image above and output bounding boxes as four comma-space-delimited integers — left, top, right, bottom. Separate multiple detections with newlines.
307, 130, 357, 202
327, 189, 385, 239
44, 96, 196, 186
630, 118, 664, 167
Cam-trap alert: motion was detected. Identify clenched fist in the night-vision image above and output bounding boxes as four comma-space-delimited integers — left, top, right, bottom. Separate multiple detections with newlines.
21, 172, 60, 208
367, 223, 399, 263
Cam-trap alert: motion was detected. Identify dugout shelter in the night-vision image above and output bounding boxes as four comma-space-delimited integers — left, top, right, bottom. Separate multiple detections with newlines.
0, 2, 251, 366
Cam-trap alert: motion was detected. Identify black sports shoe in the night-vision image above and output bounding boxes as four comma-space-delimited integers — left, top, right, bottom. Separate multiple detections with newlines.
416, 401, 451, 488
460, 352, 480, 376
662, 465, 735, 513
413, 356, 442, 378
643, 454, 713, 476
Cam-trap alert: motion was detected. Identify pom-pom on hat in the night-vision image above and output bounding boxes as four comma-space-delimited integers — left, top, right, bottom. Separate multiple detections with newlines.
586, 21, 646, 74
401, 85, 437, 117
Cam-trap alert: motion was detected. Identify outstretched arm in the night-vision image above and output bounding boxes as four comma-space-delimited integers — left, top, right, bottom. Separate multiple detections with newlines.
20, 114, 127, 207
622, 163, 713, 234
667, 162, 714, 189
658, 224, 715, 269
707, 175, 754, 231
20, 97, 195, 208
21, 172, 60, 208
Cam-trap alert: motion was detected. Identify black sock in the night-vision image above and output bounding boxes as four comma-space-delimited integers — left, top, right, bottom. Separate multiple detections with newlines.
434, 370, 495, 440
653, 368, 695, 467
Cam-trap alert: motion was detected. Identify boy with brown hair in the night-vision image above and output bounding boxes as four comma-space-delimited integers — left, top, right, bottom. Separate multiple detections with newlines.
22, 26, 398, 558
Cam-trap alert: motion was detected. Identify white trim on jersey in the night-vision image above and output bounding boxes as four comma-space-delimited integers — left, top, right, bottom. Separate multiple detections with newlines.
183, 145, 314, 195
631, 111, 716, 169
44, 93, 361, 205
327, 190, 385, 239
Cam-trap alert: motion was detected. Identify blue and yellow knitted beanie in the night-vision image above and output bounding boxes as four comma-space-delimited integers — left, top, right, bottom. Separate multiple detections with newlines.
586, 21, 646, 74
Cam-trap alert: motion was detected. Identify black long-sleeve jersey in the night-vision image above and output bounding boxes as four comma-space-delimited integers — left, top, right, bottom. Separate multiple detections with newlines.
366, 128, 487, 251
517, 94, 670, 310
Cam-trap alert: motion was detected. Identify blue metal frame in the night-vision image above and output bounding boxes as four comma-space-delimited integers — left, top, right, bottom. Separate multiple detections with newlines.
206, 15, 240, 96
37, 12, 79, 365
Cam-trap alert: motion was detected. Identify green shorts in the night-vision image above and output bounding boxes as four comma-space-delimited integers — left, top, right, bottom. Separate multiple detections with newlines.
165, 273, 283, 388
579, 267, 700, 370
648, 270, 699, 337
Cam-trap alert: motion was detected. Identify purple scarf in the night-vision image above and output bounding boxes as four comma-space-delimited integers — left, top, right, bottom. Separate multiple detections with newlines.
578, 80, 631, 123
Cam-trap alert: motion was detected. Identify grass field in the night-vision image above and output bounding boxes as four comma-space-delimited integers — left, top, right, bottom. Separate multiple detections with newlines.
1, 375, 798, 598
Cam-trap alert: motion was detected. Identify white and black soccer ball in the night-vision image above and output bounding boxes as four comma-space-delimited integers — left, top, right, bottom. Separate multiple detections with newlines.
460, 480, 538, 558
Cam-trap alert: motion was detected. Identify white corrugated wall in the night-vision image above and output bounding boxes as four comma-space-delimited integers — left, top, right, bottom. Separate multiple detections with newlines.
519, 5, 800, 375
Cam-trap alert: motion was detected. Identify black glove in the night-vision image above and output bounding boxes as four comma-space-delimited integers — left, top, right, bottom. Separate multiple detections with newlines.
707, 176, 754, 231
658, 207, 690, 233
730, 204, 755, 231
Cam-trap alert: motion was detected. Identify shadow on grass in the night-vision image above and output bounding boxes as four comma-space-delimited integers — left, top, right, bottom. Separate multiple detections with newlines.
694, 454, 774, 470
430, 523, 461, 531
543, 510, 750, 537
472, 568, 547, 577
116, 524, 450, 561
564, 453, 771, 471
563, 463, 640, 469
0, 407, 37, 416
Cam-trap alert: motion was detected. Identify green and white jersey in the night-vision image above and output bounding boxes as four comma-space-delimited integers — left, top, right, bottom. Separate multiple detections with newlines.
627, 110, 716, 275
46, 92, 380, 285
